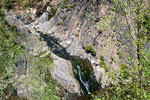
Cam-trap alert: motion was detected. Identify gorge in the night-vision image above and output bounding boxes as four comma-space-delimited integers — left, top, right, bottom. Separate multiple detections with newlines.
0, 0, 149, 100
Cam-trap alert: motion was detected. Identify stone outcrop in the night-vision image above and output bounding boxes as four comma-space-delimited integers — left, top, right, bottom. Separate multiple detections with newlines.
28, 0, 119, 88
5, 11, 81, 99
51, 53, 81, 94
5, 0, 121, 90
4, 0, 147, 99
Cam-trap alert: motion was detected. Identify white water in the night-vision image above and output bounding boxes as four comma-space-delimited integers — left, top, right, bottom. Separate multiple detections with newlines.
77, 65, 91, 94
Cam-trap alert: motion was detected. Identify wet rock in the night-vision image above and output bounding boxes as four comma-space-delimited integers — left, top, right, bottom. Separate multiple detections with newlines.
27, 1, 110, 89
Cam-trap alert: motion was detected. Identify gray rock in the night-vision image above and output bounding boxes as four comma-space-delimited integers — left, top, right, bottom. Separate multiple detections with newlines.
51, 53, 81, 94
92, 65, 102, 83
60, 36, 74, 48
35, 12, 49, 24
66, 41, 85, 56
5, 12, 24, 26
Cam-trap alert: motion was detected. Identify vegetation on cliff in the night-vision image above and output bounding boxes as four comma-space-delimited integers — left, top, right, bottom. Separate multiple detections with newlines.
0, 7, 59, 100
95, 0, 150, 99
0, 0, 150, 100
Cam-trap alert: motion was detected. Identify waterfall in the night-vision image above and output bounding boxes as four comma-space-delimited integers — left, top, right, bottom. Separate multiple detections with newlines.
39, 33, 99, 95
77, 65, 91, 94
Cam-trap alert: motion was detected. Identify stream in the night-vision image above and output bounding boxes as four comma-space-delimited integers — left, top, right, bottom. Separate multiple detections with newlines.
38, 31, 100, 96
5, 12, 101, 99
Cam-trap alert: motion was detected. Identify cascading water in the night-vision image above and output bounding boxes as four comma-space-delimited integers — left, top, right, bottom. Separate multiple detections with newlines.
38, 32, 100, 96
77, 65, 90, 94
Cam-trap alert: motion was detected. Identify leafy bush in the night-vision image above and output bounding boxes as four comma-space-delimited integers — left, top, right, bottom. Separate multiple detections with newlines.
120, 64, 128, 78
0, 0, 39, 9
49, 8, 57, 19
100, 56, 104, 61
0, 9, 25, 76
63, 0, 69, 3
99, 61, 108, 72
86, 45, 96, 56
2, 0, 16, 9
27, 55, 60, 100
0, 8, 26, 99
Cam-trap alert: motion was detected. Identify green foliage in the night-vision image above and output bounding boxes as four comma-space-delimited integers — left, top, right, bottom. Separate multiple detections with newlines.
0, 8, 59, 99
99, 61, 108, 72
118, 51, 123, 59
41, 80, 60, 100
120, 64, 128, 78
63, 0, 69, 3
21, 0, 32, 7
86, 45, 96, 56
0, 8, 26, 99
49, 8, 57, 19
1, 0, 15, 9
61, 3, 74, 11
57, 21, 64, 25
61, 0, 74, 11
28, 55, 60, 100
95, 0, 150, 99
0, 0, 40, 9
0, 9, 5, 20
83, 11, 98, 21
39, 55, 53, 66
0, 9, 25, 77
100, 56, 104, 61
99, 56, 108, 72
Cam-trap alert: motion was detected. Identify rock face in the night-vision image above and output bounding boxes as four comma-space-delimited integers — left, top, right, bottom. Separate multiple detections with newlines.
51, 53, 81, 94
5, 11, 81, 99
5, 0, 146, 99
5, 0, 120, 92
30, 0, 120, 88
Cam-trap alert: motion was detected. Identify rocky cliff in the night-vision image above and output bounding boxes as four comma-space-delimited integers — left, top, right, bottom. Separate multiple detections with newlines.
2, 0, 150, 100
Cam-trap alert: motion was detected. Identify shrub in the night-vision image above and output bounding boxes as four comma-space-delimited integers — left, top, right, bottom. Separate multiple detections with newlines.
1, 0, 38, 9
100, 56, 104, 61
120, 64, 128, 78
99, 61, 108, 72
2, 0, 16, 9
0, 8, 26, 99
0, 10, 25, 76
49, 8, 57, 19
63, 0, 69, 3
86, 45, 96, 56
